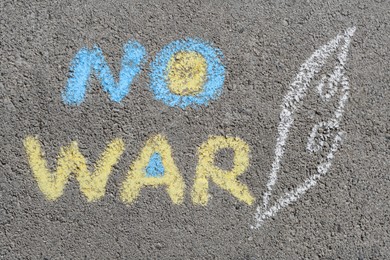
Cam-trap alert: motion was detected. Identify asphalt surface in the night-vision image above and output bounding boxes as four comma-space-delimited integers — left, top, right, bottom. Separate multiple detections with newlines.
1, 0, 389, 259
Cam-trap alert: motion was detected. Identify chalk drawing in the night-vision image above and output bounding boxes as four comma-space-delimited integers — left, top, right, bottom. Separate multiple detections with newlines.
150, 38, 225, 108
252, 27, 356, 228
23, 136, 125, 201
120, 134, 185, 204
192, 136, 254, 205
24, 30, 358, 227
62, 40, 146, 105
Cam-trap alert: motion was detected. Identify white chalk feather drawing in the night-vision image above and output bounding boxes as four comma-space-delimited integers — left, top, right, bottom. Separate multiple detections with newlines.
252, 27, 356, 228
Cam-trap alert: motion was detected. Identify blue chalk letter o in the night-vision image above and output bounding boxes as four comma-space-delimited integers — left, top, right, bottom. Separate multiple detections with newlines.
149, 38, 225, 108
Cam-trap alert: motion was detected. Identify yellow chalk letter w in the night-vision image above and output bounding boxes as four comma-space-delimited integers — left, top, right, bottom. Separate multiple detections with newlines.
23, 136, 125, 201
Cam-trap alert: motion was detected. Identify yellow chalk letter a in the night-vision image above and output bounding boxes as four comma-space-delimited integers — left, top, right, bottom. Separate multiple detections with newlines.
120, 134, 185, 204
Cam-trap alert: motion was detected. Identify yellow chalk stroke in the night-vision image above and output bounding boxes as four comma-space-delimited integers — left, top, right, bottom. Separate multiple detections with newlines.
192, 136, 254, 205
23, 136, 125, 201
120, 134, 185, 204
167, 51, 207, 95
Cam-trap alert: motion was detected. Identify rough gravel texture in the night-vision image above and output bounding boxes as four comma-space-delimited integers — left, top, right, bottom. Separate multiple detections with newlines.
1, 0, 389, 259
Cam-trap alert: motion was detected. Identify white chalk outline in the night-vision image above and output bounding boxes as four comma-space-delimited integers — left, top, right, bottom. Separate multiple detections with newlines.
252, 27, 356, 229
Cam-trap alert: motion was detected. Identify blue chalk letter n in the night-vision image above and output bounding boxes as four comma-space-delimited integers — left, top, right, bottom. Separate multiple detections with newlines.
62, 40, 146, 105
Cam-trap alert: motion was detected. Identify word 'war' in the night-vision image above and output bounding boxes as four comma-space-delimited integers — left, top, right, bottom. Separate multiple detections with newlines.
24, 135, 254, 205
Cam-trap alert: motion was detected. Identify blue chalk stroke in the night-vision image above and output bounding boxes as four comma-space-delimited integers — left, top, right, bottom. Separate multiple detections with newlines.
62, 40, 146, 105
145, 152, 165, 178
150, 38, 225, 109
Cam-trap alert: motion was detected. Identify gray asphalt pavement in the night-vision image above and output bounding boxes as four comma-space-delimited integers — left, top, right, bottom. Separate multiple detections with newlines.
1, 0, 389, 259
